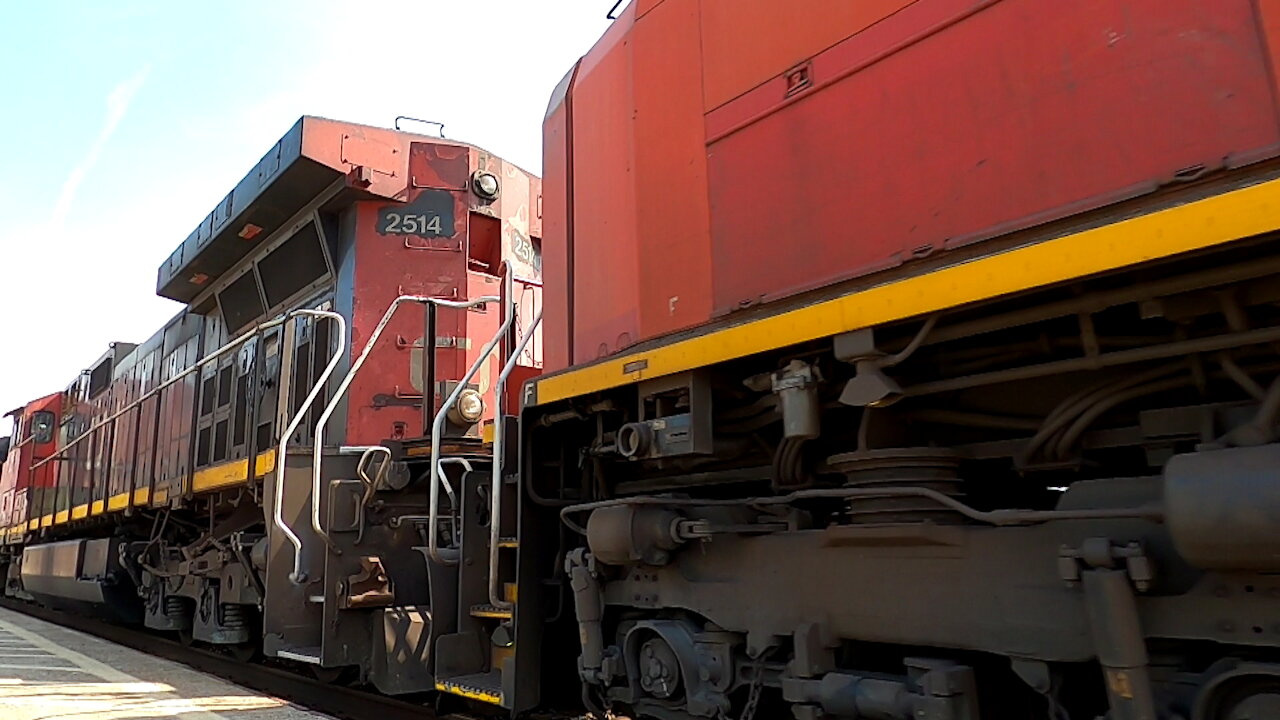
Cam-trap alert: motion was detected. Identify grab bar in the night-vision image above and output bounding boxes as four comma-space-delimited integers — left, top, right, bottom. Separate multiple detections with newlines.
271, 310, 347, 584
488, 309, 542, 608
310, 293, 499, 562
427, 266, 516, 565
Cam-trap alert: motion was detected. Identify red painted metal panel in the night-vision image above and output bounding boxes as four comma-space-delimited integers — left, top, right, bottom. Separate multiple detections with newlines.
705, 0, 1280, 313
347, 195, 469, 447
347, 143, 543, 444
542, 66, 576, 373
631, 0, 716, 345
569, 17, 642, 364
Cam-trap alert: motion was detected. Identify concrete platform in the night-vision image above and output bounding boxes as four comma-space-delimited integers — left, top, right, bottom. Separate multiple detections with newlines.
0, 606, 334, 720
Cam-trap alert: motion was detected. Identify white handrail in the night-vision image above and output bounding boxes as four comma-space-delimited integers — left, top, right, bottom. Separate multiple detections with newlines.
271, 310, 347, 584
427, 266, 515, 565
308, 293, 499, 561
32, 310, 316, 471
488, 309, 542, 608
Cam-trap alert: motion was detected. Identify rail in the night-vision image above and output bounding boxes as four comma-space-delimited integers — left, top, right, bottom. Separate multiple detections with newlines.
30, 309, 341, 474
426, 267, 517, 565
267, 311, 348, 584
304, 289, 501, 575
488, 308, 542, 608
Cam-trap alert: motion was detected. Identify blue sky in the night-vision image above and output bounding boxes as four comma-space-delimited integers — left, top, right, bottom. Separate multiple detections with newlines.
0, 1, 617, 429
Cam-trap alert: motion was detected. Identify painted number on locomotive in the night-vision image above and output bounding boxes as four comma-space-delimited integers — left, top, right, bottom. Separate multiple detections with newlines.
511, 229, 541, 271
384, 213, 442, 235
377, 189, 456, 238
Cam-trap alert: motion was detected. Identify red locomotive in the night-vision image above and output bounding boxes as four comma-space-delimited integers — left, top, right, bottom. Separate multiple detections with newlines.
7, 2, 1280, 719
527, 2, 1280, 719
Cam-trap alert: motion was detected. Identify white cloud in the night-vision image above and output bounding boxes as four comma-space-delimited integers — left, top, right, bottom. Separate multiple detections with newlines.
49, 65, 151, 233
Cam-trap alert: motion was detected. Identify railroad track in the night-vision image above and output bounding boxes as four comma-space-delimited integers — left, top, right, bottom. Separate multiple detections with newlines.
0, 597, 467, 720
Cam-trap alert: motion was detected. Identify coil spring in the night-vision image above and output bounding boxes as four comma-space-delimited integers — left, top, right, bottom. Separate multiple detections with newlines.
164, 596, 188, 618
826, 448, 964, 524
220, 604, 248, 630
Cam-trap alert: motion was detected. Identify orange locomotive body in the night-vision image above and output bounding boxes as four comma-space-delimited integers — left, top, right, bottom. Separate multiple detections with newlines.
543, 0, 1280, 368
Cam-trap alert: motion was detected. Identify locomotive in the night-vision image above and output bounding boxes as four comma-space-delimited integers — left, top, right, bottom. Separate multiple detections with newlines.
0, 116, 545, 697
6, 1, 1280, 719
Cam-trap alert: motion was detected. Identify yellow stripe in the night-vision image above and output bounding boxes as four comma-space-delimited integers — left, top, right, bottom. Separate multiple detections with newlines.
152, 488, 168, 504
132, 487, 150, 506
28, 519, 38, 531
71, 504, 89, 520
54, 510, 69, 524
533, 177, 1280, 405
435, 680, 502, 705
191, 449, 278, 493
108, 492, 130, 511
91, 500, 105, 515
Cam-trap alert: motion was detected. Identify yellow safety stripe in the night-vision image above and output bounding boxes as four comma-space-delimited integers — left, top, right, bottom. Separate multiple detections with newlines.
90, 500, 105, 515
71, 504, 88, 520
107, 492, 130, 511
191, 448, 278, 493
532, 177, 1280, 405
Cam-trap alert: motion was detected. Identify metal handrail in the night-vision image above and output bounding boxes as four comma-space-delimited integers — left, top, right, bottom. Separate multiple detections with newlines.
427, 267, 516, 565
309, 293, 500, 561
268, 310, 347, 584
488, 309, 542, 609
30, 309, 326, 473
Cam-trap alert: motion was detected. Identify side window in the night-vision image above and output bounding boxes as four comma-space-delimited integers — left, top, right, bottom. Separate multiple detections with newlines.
0, 436, 10, 460
30, 411, 55, 445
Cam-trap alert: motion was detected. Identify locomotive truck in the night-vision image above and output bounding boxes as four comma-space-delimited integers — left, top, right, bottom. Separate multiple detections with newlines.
8, 1, 1280, 719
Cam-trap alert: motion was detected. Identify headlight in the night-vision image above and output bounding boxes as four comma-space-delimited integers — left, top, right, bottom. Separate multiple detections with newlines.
472, 171, 500, 201
450, 388, 485, 424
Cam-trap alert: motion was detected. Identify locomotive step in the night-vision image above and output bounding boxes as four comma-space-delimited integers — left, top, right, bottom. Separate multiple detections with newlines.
496, 537, 518, 549
436, 670, 503, 705
275, 646, 323, 665
469, 603, 513, 619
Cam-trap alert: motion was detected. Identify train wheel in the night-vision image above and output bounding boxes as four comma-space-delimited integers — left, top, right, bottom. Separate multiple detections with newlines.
310, 665, 353, 684
1199, 676, 1280, 720
227, 642, 259, 663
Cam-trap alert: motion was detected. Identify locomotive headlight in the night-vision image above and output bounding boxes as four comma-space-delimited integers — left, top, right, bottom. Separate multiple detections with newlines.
472, 170, 500, 201
450, 388, 485, 425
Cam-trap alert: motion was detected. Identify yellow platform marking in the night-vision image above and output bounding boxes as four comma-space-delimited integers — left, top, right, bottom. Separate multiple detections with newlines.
191, 449, 278, 493
91, 499, 105, 515
435, 680, 502, 705
71, 504, 89, 520
533, 177, 1280, 405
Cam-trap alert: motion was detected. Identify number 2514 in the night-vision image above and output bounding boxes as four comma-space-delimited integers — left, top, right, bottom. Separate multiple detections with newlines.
385, 213, 442, 235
